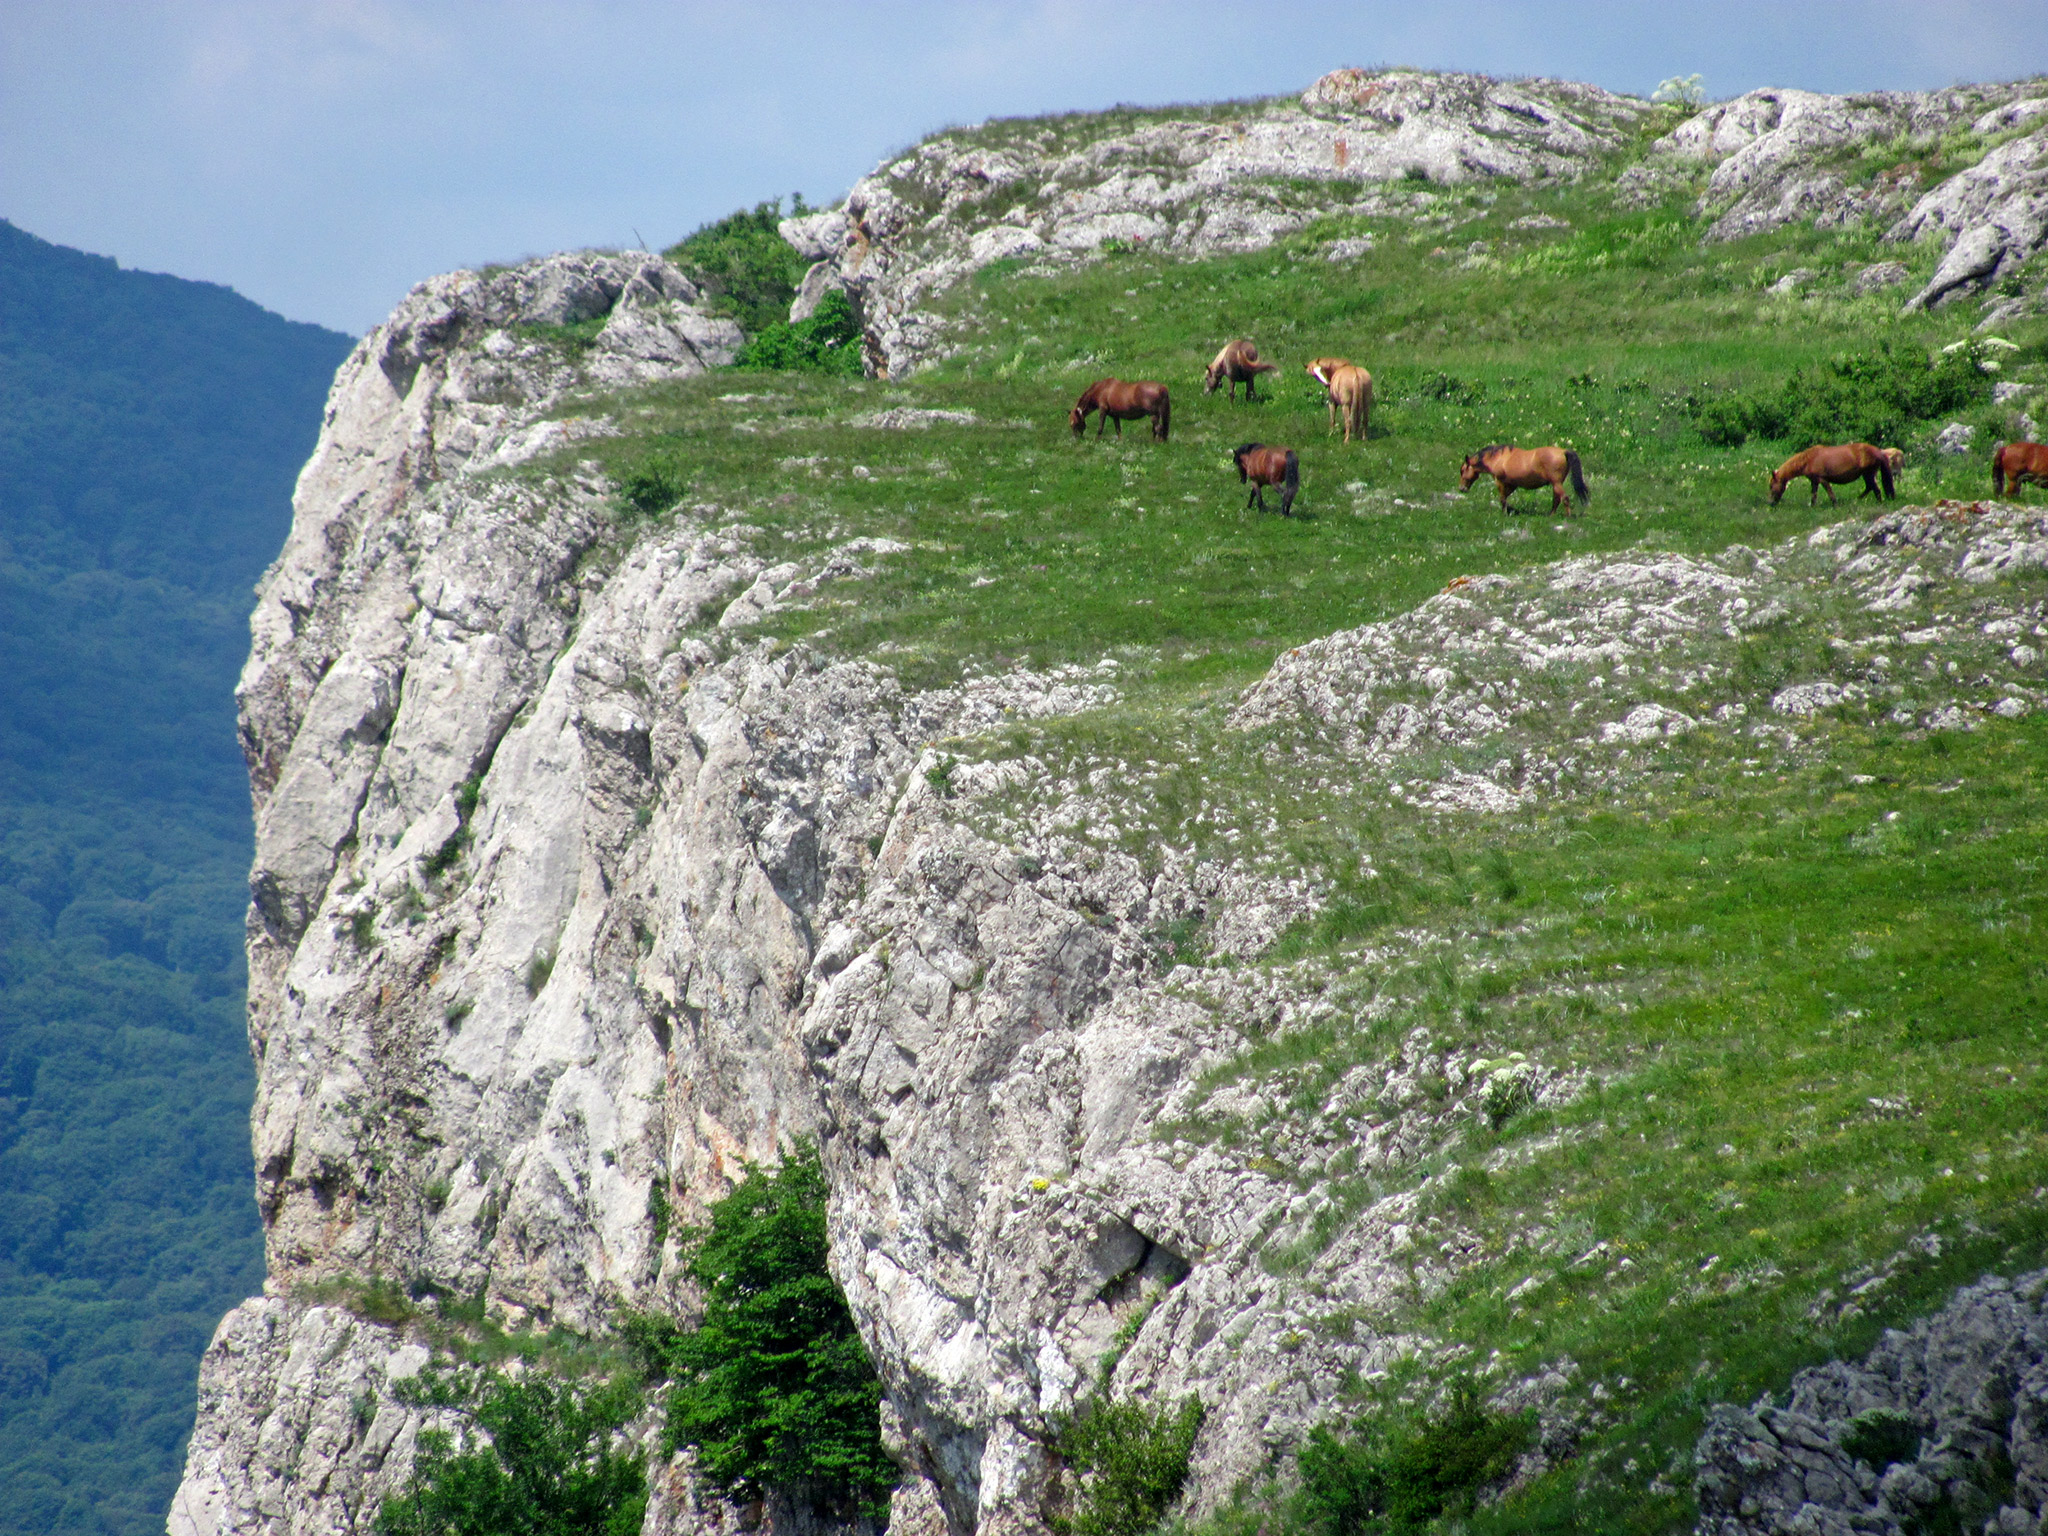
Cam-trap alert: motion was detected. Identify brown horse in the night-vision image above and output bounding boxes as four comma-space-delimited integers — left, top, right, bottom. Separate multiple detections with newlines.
1459, 444, 1588, 512
1767, 443, 1894, 505
1993, 441, 2048, 497
1070, 379, 1170, 441
1234, 443, 1299, 516
1204, 339, 1280, 400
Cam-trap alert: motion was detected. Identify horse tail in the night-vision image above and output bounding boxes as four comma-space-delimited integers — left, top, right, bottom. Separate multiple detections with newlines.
1566, 449, 1589, 506
1993, 443, 2007, 496
1156, 391, 1171, 441
1281, 450, 1300, 515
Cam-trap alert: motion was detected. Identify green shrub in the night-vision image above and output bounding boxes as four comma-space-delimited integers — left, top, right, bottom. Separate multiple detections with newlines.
735, 289, 865, 376
665, 197, 814, 336
655, 1139, 896, 1521
616, 455, 688, 519
524, 950, 555, 997
1054, 1396, 1204, 1536
1689, 342, 1991, 447
1291, 1381, 1531, 1535
1841, 1407, 1921, 1469
374, 1365, 646, 1536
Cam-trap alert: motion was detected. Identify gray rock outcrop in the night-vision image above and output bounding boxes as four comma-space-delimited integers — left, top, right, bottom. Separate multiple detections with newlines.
794, 68, 1649, 375
1696, 1269, 2048, 1536
1623, 78, 2048, 312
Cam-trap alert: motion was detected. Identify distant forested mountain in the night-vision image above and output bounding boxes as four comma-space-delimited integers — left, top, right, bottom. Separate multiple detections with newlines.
0, 218, 351, 1536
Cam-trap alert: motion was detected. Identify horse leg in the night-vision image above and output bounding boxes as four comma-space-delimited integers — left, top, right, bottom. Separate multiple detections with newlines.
1497, 478, 1511, 513
1822, 479, 1838, 506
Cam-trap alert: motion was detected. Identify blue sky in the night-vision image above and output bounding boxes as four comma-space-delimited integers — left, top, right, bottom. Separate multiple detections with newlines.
5, 0, 2045, 335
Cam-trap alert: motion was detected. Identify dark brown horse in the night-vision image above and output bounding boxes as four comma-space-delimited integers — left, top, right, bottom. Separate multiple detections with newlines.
1993, 440, 2048, 497
1768, 443, 1894, 505
1204, 339, 1281, 400
1070, 379, 1170, 441
1234, 443, 1299, 516
1459, 444, 1588, 512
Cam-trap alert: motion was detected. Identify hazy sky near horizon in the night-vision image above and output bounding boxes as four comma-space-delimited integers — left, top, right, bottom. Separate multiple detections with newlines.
6, 0, 2046, 336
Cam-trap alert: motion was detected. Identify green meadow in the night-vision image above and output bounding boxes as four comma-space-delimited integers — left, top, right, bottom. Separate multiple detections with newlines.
516, 167, 2048, 1532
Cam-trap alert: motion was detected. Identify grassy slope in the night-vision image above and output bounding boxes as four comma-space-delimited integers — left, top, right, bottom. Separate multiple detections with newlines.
513, 141, 2048, 1532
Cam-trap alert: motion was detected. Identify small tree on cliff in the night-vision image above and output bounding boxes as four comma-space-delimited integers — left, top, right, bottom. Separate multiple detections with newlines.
658, 1138, 898, 1521
373, 1367, 646, 1536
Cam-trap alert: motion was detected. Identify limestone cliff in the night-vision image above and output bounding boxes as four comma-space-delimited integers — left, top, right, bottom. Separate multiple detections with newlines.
170, 69, 2048, 1536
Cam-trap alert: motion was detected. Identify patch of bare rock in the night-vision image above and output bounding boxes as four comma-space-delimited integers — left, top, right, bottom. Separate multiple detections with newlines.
1695, 1266, 2048, 1536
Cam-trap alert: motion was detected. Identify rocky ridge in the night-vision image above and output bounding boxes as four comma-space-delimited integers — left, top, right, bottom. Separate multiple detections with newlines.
782, 70, 2048, 376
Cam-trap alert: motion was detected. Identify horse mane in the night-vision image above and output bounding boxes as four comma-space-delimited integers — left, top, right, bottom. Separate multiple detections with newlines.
1233, 442, 1263, 458
1477, 444, 1510, 458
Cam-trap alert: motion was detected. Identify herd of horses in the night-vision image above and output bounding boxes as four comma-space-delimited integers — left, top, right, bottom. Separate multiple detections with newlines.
1066, 338, 2048, 515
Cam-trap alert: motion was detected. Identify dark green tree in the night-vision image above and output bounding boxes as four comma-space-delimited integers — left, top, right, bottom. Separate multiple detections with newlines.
374, 1368, 646, 1536
1053, 1396, 1205, 1536
660, 1140, 897, 1520
665, 198, 813, 337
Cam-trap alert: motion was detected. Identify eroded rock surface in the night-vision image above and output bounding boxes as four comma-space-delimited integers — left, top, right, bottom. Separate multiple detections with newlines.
1696, 1268, 2048, 1536
792, 68, 1649, 375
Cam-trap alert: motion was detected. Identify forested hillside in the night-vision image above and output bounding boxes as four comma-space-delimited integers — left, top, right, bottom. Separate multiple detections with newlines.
0, 219, 352, 1536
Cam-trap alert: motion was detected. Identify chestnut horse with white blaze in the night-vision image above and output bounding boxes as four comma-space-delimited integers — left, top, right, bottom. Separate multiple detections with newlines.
1234, 443, 1299, 516
1070, 379, 1170, 441
1459, 444, 1588, 512
1767, 443, 1893, 505
1204, 339, 1280, 401
1993, 441, 2048, 497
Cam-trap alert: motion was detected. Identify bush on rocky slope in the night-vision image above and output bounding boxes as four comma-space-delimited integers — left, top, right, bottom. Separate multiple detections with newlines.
655, 1142, 895, 1521
735, 288, 865, 375
665, 197, 814, 337
373, 1365, 647, 1536
1689, 340, 1994, 448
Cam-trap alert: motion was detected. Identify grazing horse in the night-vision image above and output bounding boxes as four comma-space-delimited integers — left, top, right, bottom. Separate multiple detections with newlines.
1317, 364, 1372, 443
1993, 440, 2048, 497
1459, 444, 1588, 512
1204, 339, 1281, 400
1070, 379, 1170, 441
1233, 443, 1299, 516
1767, 443, 1894, 505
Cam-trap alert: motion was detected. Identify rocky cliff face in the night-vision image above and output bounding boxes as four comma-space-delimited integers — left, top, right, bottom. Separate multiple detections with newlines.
172, 69, 2048, 1536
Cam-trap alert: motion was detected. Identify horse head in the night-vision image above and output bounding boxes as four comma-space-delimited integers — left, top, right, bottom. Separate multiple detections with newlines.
1458, 454, 1486, 490
1202, 364, 1224, 395
1767, 468, 1790, 504
1069, 404, 1087, 437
